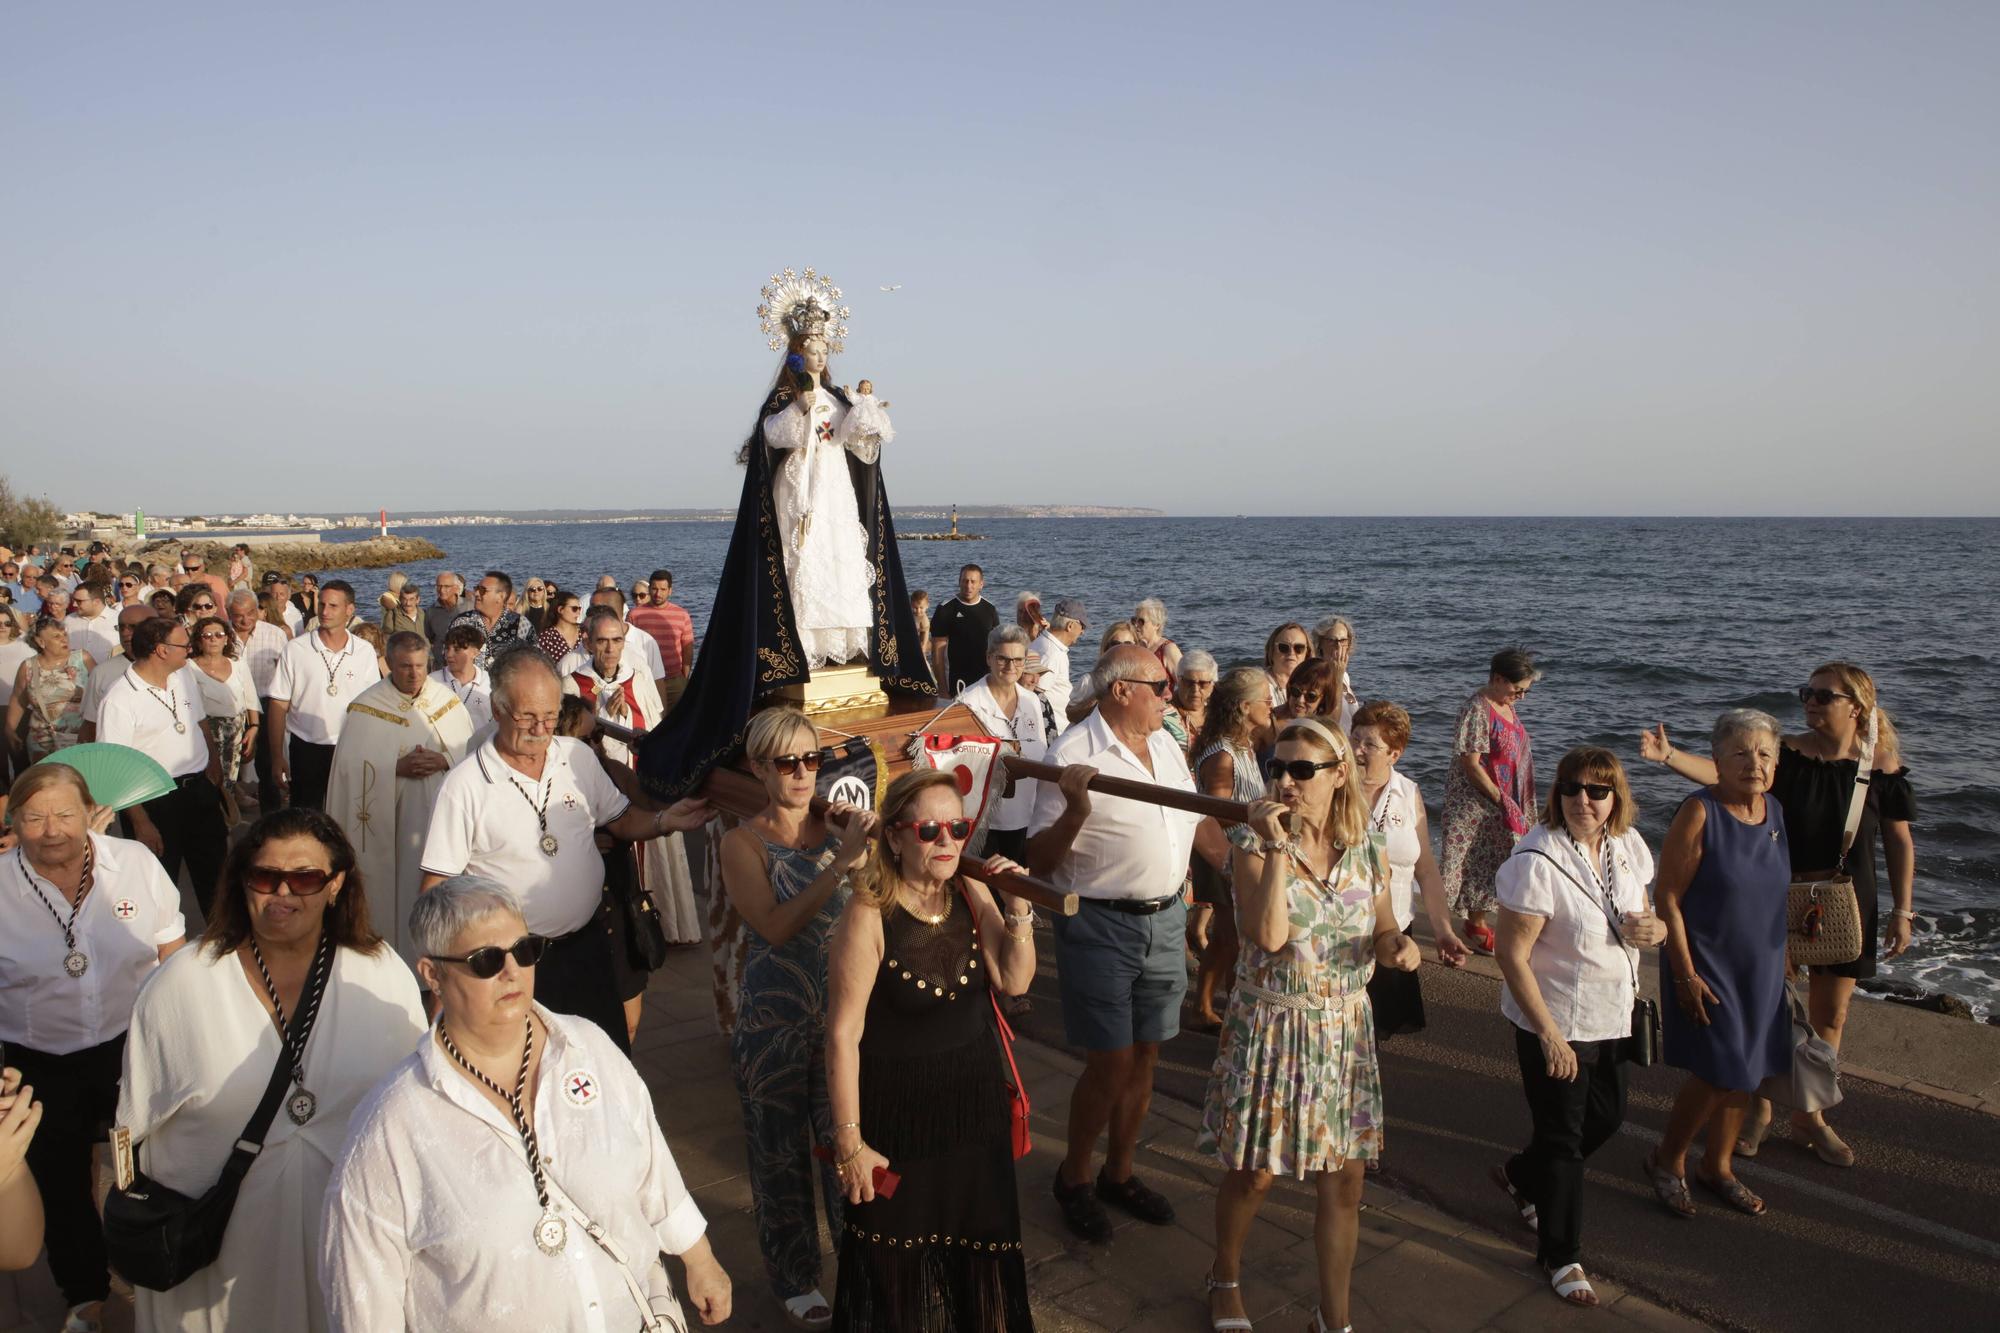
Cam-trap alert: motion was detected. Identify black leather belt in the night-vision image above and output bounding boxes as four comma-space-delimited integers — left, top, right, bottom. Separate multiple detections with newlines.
1082, 895, 1180, 916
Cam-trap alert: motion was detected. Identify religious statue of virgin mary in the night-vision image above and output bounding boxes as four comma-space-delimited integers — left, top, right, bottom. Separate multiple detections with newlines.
638, 268, 933, 799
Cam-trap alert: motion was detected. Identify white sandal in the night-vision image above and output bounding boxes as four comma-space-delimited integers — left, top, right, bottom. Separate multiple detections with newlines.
1547, 1262, 1599, 1307
1205, 1273, 1253, 1331
782, 1288, 833, 1329
1307, 1307, 1352, 1333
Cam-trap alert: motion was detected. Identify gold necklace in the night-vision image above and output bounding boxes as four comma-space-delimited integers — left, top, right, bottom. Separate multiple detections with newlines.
900, 886, 952, 927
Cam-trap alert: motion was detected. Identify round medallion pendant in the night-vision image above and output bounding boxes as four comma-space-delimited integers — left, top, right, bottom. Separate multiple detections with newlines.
63, 949, 90, 978
540, 833, 559, 856
534, 1211, 568, 1255
327, 682, 340, 697
173, 720, 187, 734
287, 1089, 318, 1125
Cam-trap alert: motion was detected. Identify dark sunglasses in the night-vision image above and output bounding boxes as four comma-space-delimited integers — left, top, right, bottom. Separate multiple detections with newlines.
1285, 685, 1323, 701
1555, 780, 1616, 801
1797, 686, 1854, 706
769, 750, 828, 775
428, 934, 549, 979
1274, 642, 1310, 655
1123, 677, 1173, 697
245, 865, 336, 895
892, 817, 973, 843
1264, 757, 1342, 782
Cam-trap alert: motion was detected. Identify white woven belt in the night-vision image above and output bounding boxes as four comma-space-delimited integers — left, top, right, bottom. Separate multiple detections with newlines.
1237, 981, 1368, 1013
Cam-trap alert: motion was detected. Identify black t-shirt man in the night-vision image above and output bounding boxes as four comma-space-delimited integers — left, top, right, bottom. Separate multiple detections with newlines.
931, 596, 999, 695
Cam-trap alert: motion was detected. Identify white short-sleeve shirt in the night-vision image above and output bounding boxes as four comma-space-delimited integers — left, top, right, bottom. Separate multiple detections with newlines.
1026, 631, 1073, 722
1368, 770, 1425, 930
64, 608, 120, 666
420, 736, 632, 937
237, 619, 291, 696
95, 665, 211, 779
1027, 711, 1199, 902
430, 667, 492, 733
269, 630, 383, 745
1496, 824, 1656, 1044
0, 834, 185, 1054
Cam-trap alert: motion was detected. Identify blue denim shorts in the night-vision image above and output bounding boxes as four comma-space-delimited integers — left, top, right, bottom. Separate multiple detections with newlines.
1051, 897, 1189, 1051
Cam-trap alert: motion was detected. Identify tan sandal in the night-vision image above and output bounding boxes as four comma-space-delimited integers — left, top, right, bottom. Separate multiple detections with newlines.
1797, 1119, 1856, 1168
1736, 1102, 1772, 1158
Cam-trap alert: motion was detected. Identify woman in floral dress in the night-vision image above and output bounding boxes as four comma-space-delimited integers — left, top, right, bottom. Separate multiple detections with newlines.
6, 618, 92, 764
1199, 717, 1421, 1333
1440, 648, 1541, 954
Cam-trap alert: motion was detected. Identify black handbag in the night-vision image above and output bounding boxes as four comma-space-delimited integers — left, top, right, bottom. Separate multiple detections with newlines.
1523, 846, 1660, 1068
104, 943, 332, 1290
606, 844, 670, 972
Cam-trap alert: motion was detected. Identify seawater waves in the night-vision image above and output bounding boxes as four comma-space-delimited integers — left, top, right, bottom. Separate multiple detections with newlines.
320, 515, 2000, 1015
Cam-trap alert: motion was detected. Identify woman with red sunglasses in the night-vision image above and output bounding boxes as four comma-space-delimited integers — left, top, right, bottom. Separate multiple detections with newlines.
718, 707, 875, 1330
116, 808, 425, 1332
825, 767, 1036, 1330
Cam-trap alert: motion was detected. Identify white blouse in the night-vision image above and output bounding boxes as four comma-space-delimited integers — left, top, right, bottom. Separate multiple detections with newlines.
1366, 771, 1424, 931
190, 654, 259, 721
955, 675, 1049, 830
321, 1007, 706, 1333
1495, 824, 1656, 1044
118, 941, 427, 1333
0, 834, 184, 1055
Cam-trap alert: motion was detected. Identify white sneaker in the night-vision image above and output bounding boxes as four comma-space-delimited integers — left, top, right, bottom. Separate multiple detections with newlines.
63, 1305, 103, 1333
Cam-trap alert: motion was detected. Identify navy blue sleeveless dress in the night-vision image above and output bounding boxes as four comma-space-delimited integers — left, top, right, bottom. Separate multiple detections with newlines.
1661, 791, 1793, 1091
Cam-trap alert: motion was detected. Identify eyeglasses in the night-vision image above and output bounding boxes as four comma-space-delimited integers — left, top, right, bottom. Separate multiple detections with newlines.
1274, 642, 1310, 656
891, 817, 973, 843
769, 751, 828, 775
1798, 686, 1855, 706
991, 654, 1025, 668
1555, 780, 1615, 801
1123, 677, 1173, 697
159, 638, 192, 654
245, 865, 335, 895
199, 630, 229, 640
1264, 757, 1342, 781
428, 934, 549, 979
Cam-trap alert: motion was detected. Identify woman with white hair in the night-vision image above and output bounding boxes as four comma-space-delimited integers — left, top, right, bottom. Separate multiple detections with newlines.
956, 626, 1048, 862
1311, 618, 1360, 734
1130, 598, 1181, 679
1166, 648, 1217, 759
322, 875, 732, 1329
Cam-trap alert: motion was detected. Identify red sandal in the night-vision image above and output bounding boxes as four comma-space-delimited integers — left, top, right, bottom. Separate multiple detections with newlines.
1465, 922, 1496, 955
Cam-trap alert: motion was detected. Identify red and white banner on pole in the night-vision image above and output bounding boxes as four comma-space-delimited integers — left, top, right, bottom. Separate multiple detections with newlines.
908, 733, 1005, 831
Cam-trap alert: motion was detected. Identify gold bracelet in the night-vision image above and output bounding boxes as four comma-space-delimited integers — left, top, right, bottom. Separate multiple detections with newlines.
835, 1144, 867, 1169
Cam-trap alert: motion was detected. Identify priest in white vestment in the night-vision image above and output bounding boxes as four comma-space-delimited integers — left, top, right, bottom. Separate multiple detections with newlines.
326, 631, 474, 962
563, 609, 699, 943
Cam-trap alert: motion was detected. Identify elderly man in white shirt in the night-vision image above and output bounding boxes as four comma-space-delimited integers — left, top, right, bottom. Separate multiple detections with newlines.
1027, 644, 1228, 1243
558, 588, 668, 703
420, 649, 708, 1052
321, 876, 731, 1331
1026, 596, 1087, 728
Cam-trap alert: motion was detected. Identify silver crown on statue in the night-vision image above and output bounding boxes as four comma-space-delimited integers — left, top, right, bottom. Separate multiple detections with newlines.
756, 267, 851, 353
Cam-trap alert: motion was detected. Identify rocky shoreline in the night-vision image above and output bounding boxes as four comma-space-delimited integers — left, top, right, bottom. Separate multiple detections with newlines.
131, 535, 444, 575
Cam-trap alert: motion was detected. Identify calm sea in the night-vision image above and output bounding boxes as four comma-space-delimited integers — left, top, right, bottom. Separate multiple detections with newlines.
319, 515, 2000, 1015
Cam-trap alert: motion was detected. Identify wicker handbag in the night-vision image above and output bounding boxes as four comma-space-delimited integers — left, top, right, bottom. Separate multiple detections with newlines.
1785, 714, 1873, 967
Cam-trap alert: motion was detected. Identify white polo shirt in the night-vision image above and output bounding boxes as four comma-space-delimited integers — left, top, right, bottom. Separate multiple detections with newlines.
281, 600, 305, 635
64, 607, 120, 665
237, 619, 291, 697
77, 654, 130, 726
1027, 710, 1200, 902
269, 630, 383, 745
96, 664, 211, 779
430, 666, 492, 732
0, 834, 185, 1055
420, 736, 631, 937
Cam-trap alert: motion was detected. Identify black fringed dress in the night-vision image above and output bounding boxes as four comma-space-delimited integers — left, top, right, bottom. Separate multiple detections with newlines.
831, 895, 1034, 1332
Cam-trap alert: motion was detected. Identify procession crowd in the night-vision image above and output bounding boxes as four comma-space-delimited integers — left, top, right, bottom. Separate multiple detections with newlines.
0, 542, 1919, 1333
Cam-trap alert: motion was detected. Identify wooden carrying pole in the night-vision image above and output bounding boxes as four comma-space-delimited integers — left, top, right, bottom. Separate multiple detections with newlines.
1000, 754, 1253, 826
593, 717, 1078, 916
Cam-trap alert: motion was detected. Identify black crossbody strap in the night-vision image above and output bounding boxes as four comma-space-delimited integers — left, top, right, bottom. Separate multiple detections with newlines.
230, 938, 336, 1161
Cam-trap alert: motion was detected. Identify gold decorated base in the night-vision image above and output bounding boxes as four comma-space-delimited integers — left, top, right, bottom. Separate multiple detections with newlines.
773, 662, 888, 717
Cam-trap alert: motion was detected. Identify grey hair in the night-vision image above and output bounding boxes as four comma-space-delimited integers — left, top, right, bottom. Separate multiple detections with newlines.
1711, 707, 1782, 751
987, 624, 1030, 654
584, 605, 624, 634
438, 570, 464, 590
1178, 648, 1218, 681
1014, 590, 1041, 617
1134, 597, 1168, 629
1312, 615, 1352, 642
1049, 606, 1083, 633
1088, 645, 1157, 696
408, 875, 524, 959
488, 644, 559, 716
227, 587, 259, 609
385, 630, 427, 658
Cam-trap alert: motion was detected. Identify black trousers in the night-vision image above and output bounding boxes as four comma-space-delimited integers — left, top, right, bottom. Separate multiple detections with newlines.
133, 774, 228, 916
253, 696, 277, 805
1505, 1024, 1627, 1269
536, 923, 633, 1055
287, 736, 336, 811
11, 1035, 125, 1306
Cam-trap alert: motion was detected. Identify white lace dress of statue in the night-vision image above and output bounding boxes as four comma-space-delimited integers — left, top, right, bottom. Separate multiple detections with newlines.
761, 384, 895, 667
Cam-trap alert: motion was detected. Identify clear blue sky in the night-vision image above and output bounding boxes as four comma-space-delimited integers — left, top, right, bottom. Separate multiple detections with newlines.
4, 2, 1995, 516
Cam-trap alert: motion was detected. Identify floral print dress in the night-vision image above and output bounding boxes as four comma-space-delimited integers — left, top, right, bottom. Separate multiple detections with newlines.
1440, 692, 1535, 916
1198, 831, 1390, 1178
